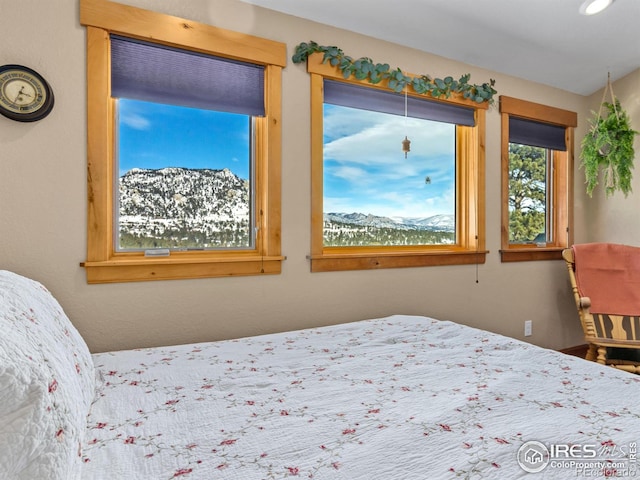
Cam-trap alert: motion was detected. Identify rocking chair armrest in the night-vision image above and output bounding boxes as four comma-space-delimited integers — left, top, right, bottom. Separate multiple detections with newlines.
586, 336, 640, 348
579, 296, 591, 309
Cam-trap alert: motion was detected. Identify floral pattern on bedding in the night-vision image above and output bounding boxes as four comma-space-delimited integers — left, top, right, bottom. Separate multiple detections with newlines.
0, 271, 95, 480
82, 315, 640, 479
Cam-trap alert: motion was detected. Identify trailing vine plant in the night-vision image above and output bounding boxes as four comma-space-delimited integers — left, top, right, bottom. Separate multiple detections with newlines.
292, 41, 497, 105
580, 80, 637, 197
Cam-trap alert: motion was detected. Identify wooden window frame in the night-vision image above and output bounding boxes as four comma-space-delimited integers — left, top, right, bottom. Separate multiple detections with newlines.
306, 54, 487, 273
499, 96, 577, 262
80, 0, 286, 283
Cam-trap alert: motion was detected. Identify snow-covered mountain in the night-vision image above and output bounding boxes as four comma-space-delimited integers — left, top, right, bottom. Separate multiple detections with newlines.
118, 167, 250, 248
325, 212, 455, 232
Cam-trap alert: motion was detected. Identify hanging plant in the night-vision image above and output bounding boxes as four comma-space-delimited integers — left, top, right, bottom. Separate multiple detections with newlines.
292, 41, 496, 105
580, 77, 638, 197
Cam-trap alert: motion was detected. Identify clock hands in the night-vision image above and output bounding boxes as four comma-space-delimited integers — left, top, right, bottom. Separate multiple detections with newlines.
14, 85, 33, 104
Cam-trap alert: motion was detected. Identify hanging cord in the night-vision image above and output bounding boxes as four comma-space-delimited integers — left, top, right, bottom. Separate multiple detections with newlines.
472, 147, 479, 284
256, 218, 264, 274
608, 73, 620, 120
402, 86, 411, 158
595, 72, 620, 127
475, 234, 479, 283
404, 86, 408, 121
594, 72, 620, 188
475, 181, 479, 284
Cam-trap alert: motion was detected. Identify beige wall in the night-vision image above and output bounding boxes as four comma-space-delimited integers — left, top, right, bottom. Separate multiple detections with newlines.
582, 68, 640, 242
1, 0, 594, 353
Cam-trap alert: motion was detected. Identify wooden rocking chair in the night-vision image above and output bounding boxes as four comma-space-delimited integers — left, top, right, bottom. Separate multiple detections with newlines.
563, 244, 640, 373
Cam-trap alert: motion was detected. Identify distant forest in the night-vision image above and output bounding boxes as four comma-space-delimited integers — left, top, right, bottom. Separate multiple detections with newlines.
323, 221, 454, 246
119, 227, 250, 250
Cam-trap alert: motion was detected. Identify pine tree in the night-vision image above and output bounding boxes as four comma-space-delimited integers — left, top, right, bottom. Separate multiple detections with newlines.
508, 144, 546, 242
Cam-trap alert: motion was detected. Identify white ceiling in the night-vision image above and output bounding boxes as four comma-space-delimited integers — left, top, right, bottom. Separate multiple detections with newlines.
239, 0, 640, 96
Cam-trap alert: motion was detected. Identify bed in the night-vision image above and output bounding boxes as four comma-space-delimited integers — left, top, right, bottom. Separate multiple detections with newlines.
2, 270, 640, 479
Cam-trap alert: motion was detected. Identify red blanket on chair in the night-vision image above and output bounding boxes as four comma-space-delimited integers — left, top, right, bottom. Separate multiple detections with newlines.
572, 243, 640, 316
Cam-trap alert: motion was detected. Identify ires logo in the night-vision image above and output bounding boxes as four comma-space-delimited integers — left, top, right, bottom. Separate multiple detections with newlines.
518, 441, 638, 475
517, 441, 552, 473
549, 444, 597, 458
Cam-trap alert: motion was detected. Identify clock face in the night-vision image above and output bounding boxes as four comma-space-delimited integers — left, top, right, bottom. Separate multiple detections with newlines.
0, 65, 54, 122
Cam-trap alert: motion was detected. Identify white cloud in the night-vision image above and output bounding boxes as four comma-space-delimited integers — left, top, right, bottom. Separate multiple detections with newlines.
328, 165, 371, 183
322, 106, 457, 218
324, 112, 455, 167
121, 112, 151, 130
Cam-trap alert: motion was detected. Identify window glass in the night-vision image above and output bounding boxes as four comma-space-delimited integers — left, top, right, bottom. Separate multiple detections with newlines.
507, 143, 549, 244
323, 104, 456, 247
116, 99, 253, 251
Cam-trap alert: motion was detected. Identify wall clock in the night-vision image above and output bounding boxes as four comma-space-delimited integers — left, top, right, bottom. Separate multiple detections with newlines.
0, 64, 55, 122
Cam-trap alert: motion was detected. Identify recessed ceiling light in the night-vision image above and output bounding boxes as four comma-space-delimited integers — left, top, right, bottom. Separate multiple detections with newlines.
579, 0, 614, 15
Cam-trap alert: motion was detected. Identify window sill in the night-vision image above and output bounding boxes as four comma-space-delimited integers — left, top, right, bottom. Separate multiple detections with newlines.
81, 255, 285, 283
309, 250, 487, 273
499, 247, 564, 263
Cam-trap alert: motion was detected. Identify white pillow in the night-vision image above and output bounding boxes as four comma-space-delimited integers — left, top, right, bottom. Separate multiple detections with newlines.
0, 271, 95, 479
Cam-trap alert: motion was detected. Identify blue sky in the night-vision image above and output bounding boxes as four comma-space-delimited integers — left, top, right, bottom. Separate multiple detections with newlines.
323, 104, 456, 218
117, 99, 250, 178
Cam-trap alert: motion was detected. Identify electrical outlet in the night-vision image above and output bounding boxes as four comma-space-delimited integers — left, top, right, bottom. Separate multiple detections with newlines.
524, 320, 532, 337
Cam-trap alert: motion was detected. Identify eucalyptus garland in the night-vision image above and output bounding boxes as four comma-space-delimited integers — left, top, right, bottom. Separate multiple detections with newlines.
292, 41, 496, 105
581, 100, 637, 197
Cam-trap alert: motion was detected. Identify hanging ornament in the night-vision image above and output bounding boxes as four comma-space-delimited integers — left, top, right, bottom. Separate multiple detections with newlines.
402, 136, 411, 158
402, 87, 411, 158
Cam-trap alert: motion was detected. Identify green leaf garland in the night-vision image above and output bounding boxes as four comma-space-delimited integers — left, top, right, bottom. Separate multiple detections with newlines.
292, 41, 496, 104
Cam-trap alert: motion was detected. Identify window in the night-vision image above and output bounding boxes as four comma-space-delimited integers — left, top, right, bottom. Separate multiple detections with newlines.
307, 54, 487, 272
116, 101, 254, 251
499, 96, 577, 262
80, 0, 286, 283
111, 36, 263, 252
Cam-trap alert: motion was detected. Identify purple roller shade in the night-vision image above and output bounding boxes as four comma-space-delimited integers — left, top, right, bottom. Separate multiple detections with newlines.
509, 117, 566, 151
324, 79, 475, 126
111, 35, 265, 116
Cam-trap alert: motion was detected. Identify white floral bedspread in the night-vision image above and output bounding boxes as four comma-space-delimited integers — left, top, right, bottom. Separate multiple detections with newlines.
81, 315, 640, 479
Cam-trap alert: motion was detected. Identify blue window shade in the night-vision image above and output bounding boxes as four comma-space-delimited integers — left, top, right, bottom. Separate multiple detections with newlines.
509, 117, 566, 151
110, 35, 265, 116
324, 79, 475, 126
